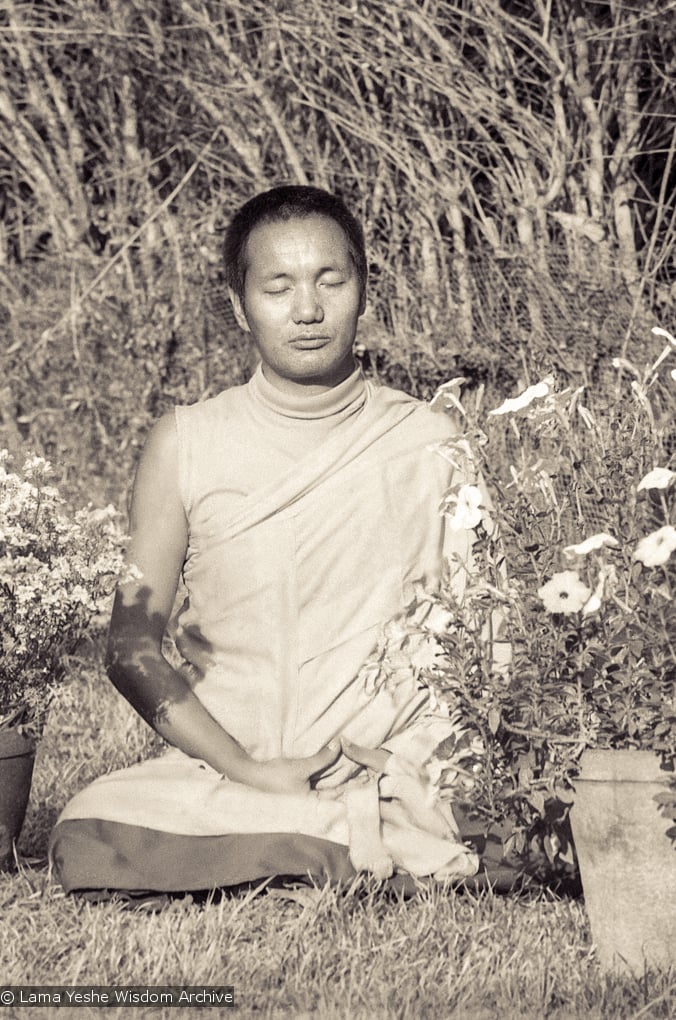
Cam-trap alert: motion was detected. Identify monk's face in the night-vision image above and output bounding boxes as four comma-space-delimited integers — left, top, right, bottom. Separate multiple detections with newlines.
229, 214, 364, 393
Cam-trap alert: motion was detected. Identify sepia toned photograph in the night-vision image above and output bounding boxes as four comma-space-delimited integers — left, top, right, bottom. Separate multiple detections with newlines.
0, 1, 674, 1017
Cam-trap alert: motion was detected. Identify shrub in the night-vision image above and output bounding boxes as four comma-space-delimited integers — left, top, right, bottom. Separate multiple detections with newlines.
0, 451, 130, 737
362, 327, 676, 872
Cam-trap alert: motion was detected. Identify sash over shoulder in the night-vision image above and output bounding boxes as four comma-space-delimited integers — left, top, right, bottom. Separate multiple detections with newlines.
51, 364, 482, 891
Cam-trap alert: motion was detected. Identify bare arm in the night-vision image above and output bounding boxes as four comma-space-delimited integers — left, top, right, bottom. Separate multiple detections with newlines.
106, 412, 337, 791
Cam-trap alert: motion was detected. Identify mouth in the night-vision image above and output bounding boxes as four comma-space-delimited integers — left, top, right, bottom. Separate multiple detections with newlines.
290, 335, 331, 350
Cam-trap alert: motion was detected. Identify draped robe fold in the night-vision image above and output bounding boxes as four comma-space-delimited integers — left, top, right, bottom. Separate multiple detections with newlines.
50, 365, 483, 892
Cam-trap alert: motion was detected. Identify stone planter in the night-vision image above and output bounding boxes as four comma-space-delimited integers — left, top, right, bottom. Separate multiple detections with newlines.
0, 725, 36, 870
570, 749, 676, 975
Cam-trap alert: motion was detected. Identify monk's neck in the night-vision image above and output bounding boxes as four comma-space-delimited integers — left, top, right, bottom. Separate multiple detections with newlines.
249, 362, 367, 421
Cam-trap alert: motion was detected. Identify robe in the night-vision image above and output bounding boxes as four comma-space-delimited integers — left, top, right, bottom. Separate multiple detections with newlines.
50, 364, 491, 893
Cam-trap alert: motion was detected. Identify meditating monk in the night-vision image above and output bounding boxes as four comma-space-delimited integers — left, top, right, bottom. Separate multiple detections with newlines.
50, 185, 506, 895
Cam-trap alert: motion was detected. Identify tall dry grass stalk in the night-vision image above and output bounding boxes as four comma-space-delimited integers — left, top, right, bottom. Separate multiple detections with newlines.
0, 0, 673, 504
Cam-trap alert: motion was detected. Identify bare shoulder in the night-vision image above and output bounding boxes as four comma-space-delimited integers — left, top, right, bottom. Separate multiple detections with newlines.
130, 411, 185, 534
123, 411, 187, 615
133, 412, 180, 490
140, 410, 179, 463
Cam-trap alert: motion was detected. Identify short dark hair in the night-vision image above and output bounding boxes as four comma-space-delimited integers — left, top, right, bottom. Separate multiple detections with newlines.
223, 185, 367, 303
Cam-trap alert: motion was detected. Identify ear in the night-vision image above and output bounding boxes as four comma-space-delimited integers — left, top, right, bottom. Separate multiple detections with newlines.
228, 288, 251, 333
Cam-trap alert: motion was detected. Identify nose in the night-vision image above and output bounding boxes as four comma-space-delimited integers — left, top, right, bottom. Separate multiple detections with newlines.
291, 284, 324, 324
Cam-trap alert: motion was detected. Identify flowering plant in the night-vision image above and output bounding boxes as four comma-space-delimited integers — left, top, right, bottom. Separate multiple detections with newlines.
0, 451, 129, 739
365, 327, 676, 869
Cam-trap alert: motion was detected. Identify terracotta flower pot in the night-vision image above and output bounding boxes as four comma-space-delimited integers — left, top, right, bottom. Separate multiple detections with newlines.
570, 749, 676, 975
0, 726, 36, 870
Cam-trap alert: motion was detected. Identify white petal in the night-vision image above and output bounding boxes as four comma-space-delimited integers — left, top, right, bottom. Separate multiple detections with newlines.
488, 376, 553, 416
429, 377, 468, 414
448, 490, 483, 531
425, 604, 453, 634
637, 467, 676, 492
582, 593, 602, 616
563, 533, 619, 557
651, 326, 676, 346
632, 526, 676, 567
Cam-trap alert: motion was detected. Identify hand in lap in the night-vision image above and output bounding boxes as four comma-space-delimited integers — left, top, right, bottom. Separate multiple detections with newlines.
344, 736, 455, 839
247, 744, 342, 795
340, 737, 391, 772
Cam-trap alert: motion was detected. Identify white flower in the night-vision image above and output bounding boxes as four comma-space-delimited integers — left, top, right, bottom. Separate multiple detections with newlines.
443, 484, 483, 532
581, 564, 616, 616
70, 584, 94, 607
611, 356, 640, 376
21, 455, 53, 480
488, 376, 554, 416
429, 377, 468, 414
651, 326, 676, 346
410, 637, 442, 671
424, 603, 454, 635
563, 533, 619, 557
633, 526, 676, 568
125, 562, 143, 582
14, 584, 40, 605
637, 467, 676, 492
87, 504, 119, 524
582, 592, 601, 616
0, 452, 129, 707
537, 571, 592, 614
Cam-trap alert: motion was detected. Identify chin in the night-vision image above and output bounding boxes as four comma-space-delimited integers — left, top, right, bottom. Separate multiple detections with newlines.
285, 355, 354, 383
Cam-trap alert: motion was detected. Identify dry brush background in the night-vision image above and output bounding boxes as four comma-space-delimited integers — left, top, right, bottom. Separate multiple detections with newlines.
0, 0, 674, 507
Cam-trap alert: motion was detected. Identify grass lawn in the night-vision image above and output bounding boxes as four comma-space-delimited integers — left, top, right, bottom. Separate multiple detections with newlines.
1, 644, 674, 1020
